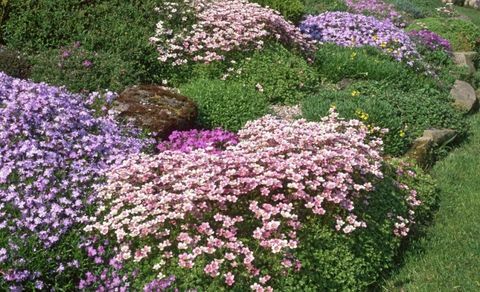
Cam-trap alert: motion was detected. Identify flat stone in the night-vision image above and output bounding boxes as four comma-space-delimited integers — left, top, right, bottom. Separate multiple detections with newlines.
452, 52, 477, 74
423, 128, 457, 145
450, 80, 479, 113
407, 136, 434, 167
113, 85, 197, 138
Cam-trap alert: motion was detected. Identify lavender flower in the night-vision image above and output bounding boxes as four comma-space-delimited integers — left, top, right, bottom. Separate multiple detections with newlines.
157, 128, 239, 153
300, 12, 420, 66
407, 30, 452, 52
0, 72, 152, 287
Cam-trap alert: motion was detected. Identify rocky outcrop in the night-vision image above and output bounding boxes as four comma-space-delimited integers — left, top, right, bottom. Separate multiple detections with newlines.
113, 85, 198, 138
450, 80, 479, 113
452, 52, 477, 74
407, 129, 458, 167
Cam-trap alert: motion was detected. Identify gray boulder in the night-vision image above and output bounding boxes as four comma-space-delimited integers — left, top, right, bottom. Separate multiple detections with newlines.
450, 80, 479, 113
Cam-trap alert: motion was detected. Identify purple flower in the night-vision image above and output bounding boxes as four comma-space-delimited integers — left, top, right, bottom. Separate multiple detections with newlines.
300, 12, 420, 65
407, 30, 452, 52
157, 128, 238, 153
345, 0, 403, 26
82, 59, 93, 68
0, 72, 152, 288
143, 275, 176, 292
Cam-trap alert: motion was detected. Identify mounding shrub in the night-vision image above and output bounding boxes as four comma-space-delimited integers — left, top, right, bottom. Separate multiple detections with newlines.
3, 0, 169, 92
150, 0, 315, 66
301, 86, 468, 156
228, 44, 319, 105
407, 17, 480, 51
250, 0, 305, 22
303, 0, 348, 14
85, 110, 434, 290
313, 44, 424, 85
0, 72, 151, 290
344, 0, 403, 25
179, 78, 271, 131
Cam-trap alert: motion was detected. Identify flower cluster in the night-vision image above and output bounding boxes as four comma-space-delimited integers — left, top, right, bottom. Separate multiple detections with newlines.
157, 128, 238, 153
344, 0, 403, 26
150, 0, 315, 65
86, 110, 393, 290
407, 30, 452, 52
0, 72, 151, 286
300, 12, 420, 65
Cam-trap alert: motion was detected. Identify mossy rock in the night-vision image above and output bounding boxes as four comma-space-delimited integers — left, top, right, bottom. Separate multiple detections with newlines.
113, 85, 198, 138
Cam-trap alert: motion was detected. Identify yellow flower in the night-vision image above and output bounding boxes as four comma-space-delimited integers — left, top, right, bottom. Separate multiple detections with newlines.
355, 109, 369, 121
351, 90, 360, 97
399, 130, 406, 137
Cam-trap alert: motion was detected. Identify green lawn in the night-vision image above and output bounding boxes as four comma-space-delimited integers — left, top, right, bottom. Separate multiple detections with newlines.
383, 114, 480, 291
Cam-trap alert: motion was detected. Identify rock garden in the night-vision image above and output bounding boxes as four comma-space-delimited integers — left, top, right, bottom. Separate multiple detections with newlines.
0, 0, 479, 290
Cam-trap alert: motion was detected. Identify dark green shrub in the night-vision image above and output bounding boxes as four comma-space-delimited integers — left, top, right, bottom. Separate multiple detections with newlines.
179, 78, 270, 131
384, 0, 442, 19
389, 0, 427, 19
275, 160, 437, 291
0, 46, 30, 78
251, 0, 305, 22
407, 18, 480, 51
230, 44, 319, 105
303, 0, 348, 14
302, 84, 468, 156
3, 0, 171, 92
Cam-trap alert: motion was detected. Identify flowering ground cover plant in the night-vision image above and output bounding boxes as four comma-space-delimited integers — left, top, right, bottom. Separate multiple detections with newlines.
407, 30, 452, 53
344, 0, 404, 26
300, 12, 420, 66
157, 128, 238, 153
0, 72, 151, 289
150, 0, 315, 66
85, 109, 428, 290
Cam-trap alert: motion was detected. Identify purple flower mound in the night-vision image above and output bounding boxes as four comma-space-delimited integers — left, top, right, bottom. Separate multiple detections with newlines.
345, 0, 403, 26
300, 12, 420, 65
0, 72, 150, 249
157, 128, 238, 153
407, 30, 452, 53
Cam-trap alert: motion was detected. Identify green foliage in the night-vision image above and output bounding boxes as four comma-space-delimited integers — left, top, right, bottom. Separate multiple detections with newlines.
314, 44, 429, 90
303, 0, 348, 14
179, 78, 271, 132
407, 18, 480, 51
3, 0, 170, 92
0, 0, 8, 38
302, 83, 468, 156
230, 44, 319, 105
275, 160, 437, 291
384, 0, 442, 19
0, 46, 30, 79
251, 0, 306, 22
29, 42, 139, 92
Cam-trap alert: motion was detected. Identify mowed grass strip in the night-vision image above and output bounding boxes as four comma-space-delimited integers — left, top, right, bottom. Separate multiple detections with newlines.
383, 114, 480, 291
